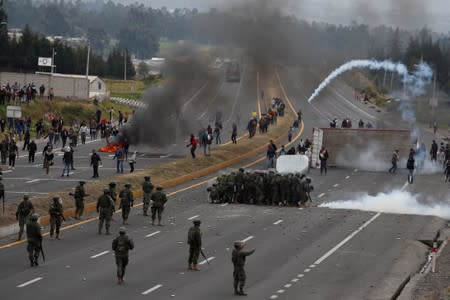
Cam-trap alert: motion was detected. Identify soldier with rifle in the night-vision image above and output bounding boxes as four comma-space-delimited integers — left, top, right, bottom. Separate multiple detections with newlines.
97, 189, 115, 235
26, 214, 43, 267
49, 196, 64, 239
142, 176, 154, 216
119, 183, 134, 225
187, 219, 202, 271
150, 187, 167, 226
16, 194, 34, 240
71, 181, 89, 219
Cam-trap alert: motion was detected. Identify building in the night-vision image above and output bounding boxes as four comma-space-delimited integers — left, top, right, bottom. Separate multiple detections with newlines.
0, 72, 108, 99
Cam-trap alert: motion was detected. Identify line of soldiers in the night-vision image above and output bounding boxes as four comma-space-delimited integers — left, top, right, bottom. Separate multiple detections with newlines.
207, 168, 314, 207
15, 181, 255, 296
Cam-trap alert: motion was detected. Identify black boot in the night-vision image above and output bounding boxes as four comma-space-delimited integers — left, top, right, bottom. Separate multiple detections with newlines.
239, 289, 247, 296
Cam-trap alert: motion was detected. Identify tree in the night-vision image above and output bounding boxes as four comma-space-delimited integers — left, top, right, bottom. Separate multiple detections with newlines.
106, 48, 135, 79
389, 28, 402, 61
137, 62, 150, 78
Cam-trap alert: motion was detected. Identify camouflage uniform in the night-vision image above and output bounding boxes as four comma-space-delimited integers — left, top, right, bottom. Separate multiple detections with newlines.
151, 187, 167, 226
112, 227, 134, 284
97, 189, 115, 234
26, 214, 42, 267
187, 220, 202, 271
119, 184, 134, 225
232, 241, 255, 296
74, 181, 87, 219
16, 195, 34, 240
142, 176, 154, 216
49, 196, 64, 239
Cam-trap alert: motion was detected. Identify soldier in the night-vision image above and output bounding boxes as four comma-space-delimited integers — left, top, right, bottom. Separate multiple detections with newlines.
187, 219, 202, 271
150, 186, 167, 226
232, 241, 255, 296
73, 181, 89, 219
49, 196, 64, 239
142, 176, 154, 216
26, 214, 42, 267
119, 183, 134, 225
96, 189, 115, 235
16, 194, 34, 240
112, 227, 134, 284
108, 182, 118, 204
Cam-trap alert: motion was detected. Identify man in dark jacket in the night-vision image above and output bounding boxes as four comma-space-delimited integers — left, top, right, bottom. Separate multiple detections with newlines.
90, 149, 101, 178
112, 227, 134, 284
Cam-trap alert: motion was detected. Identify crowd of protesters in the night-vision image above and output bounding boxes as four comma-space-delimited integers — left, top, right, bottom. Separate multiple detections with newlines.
0, 82, 55, 104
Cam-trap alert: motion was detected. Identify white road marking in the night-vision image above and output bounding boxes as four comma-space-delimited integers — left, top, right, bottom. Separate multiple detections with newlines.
241, 236, 254, 243
318, 193, 325, 198
90, 250, 109, 259
345, 176, 350, 179
270, 295, 278, 299
277, 289, 285, 294
146, 231, 161, 238
297, 274, 304, 278
309, 264, 316, 268
220, 203, 229, 207
198, 256, 215, 265
291, 278, 299, 283
333, 184, 339, 187
26, 179, 40, 183
7, 191, 49, 195
142, 284, 163, 295
17, 277, 43, 288
304, 268, 311, 272
273, 219, 283, 225
188, 215, 200, 220
298, 207, 304, 210
284, 284, 292, 288
314, 212, 381, 265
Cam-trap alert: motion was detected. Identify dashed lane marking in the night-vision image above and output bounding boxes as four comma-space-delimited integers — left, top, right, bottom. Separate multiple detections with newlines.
188, 215, 200, 221
291, 278, 299, 283
90, 250, 109, 259
199, 256, 215, 265
146, 231, 160, 238
26, 179, 40, 183
220, 203, 229, 207
318, 193, 325, 198
345, 176, 350, 179
241, 236, 254, 243
7, 191, 49, 195
314, 212, 381, 265
333, 184, 339, 187
270, 296, 278, 299
284, 284, 292, 288
277, 289, 285, 294
17, 277, 43, 288
304, 268, 311, 273
273, 220, 283, 225
297, 274, 304, 278
142, 284, 163, 295
309, 264, 316, 268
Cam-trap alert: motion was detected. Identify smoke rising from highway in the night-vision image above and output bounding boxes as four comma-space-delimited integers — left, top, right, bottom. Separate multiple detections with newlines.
320, 189, 450, 219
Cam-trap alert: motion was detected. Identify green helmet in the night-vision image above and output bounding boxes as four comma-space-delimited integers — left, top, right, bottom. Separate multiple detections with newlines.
103, 188, 110, 194
30, 214, 39, 221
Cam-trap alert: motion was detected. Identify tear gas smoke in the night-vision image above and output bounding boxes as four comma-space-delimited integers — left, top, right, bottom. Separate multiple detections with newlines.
307, 59, 433, 103
320, 189, 450, 219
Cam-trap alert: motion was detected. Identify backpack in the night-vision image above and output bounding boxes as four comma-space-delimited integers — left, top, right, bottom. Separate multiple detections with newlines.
187, 227, 196, 244
116, 238, 127, 253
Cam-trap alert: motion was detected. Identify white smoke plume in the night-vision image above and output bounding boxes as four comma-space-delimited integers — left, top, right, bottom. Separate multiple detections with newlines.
320, 189, 450, 219
307, 59, 433, 103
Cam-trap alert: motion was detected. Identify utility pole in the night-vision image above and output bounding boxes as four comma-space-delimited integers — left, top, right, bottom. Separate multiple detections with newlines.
86, 42, 90, 78
123, 49, 127, 81
51, 48, 56, 74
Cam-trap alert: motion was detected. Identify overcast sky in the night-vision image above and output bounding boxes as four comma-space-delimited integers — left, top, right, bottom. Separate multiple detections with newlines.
133, 0, 450, 33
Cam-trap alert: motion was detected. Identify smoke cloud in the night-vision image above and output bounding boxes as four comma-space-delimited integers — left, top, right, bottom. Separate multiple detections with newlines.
320, 189, 450, 219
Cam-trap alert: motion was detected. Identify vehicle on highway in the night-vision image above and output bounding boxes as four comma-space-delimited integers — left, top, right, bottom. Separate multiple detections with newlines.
225, 60, 241, 82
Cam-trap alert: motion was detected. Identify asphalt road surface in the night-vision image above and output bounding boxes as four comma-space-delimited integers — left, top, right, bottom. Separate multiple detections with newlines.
0, 67, 448, 300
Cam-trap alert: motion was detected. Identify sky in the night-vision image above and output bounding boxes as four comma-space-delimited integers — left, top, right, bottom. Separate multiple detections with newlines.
125, 0, 450, 33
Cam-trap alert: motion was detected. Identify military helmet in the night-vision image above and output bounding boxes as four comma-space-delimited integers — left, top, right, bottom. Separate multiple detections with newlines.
144, 176, 150, 180
125, 183, 131, 187
109, 182, 116, 187
193, 220, 201, 225
156, 186, 163, 191
30, 214, 39, 221
53, 196, 60, 201
239, 168, 244, 172
119, 227, 126, 234
79, 180, 86, 185
234, 241, 244, 248
306, 177, 312, 183
103, 188, 110, 194
23, 194, 30, 200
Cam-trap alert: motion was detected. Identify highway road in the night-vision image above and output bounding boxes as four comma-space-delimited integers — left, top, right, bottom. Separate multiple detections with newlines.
0, 66, 448, 300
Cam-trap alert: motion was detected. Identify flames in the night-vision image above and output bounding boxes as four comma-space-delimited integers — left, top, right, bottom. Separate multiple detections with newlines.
99, 143, 123, 153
